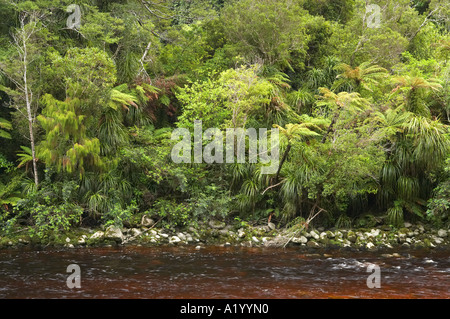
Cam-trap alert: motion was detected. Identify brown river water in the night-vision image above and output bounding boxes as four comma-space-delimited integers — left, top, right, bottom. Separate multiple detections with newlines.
0, 246, 448, 299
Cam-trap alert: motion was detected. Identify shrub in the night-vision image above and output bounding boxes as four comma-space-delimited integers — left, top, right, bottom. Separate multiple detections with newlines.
101, 200, 138, 228
11, 178, 83, 239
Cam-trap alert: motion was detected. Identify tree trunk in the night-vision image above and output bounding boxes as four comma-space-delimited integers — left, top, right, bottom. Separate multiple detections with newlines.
275, 143, 291, 183
21, 18, 39, 186
321, 107, 341, 144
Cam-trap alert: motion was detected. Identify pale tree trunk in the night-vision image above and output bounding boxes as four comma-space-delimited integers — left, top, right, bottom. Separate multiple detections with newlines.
10, 14, 41, 187
21, 26, 39, 187
0, 9, 47, 187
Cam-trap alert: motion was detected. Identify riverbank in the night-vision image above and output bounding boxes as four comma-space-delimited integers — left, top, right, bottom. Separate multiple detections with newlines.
0, 218, 449, 252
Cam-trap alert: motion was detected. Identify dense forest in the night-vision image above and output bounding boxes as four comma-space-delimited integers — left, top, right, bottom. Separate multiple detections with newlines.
0, 0, 449, 241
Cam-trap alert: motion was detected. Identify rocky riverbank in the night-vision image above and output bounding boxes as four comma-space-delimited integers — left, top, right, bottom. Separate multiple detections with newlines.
1, 218, 449, 251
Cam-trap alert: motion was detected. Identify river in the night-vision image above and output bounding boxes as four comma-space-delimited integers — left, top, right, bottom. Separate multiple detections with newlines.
0, 246, 448, 299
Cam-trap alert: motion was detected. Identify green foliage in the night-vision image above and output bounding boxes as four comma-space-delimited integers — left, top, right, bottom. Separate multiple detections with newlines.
427, 157, 450, 223
152, 198, 192, 228
11, 178, 83, 239
387, 203, 404, 228
16, 146, 33, 171
0, 153, 14, 173
79, 5, 125, 47
0, 173, 23, 211
0, 0, 449, 234
335, 214, 352, 228
159, 22, 212, 76
176, 64, 282, 130
47, 47, 117, 103
101, 200, 138, 228
187, 184, 234, 221
37, 94, 103, 177
0, 117, 12, 139
221, 0, 312, 69
175, 75, 229, 129
303, 0, 355, 24
332, 62, 388, 94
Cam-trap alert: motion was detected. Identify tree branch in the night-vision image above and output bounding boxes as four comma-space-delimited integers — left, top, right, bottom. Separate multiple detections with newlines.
261, 180, 284, 195
409, 7, 440, 41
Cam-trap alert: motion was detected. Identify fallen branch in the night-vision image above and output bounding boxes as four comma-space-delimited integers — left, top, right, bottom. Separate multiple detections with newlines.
282, 208, 324, 248
122, 216, 163, 244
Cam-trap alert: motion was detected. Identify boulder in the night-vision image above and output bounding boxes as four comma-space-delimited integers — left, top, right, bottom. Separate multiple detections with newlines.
130, 228, 142, 237
437, 229, 447, 237
105, 225, 124, 242
208, 220, 226, 229
78, 235, 87, 244
347, 231, 356, 243
334, 231, 343, 239
310, 230, 320, 240
149, 229, 158, 236
90, 231, 104, 240
326, 231, 335, 238
169, 236, 181, 244
298, 236, 308, 244
424, 238, 435, 248
140, 215, 155, 227
219, 229, 229, 236
267, 222, 276, 230
306, 240, 320, 248
342, 239, 351, 247
370, 229, 380, 237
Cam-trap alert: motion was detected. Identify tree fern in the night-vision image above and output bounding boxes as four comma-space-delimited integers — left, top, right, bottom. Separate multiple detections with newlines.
0, 117, 12, 139
332, 62, 387, 93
